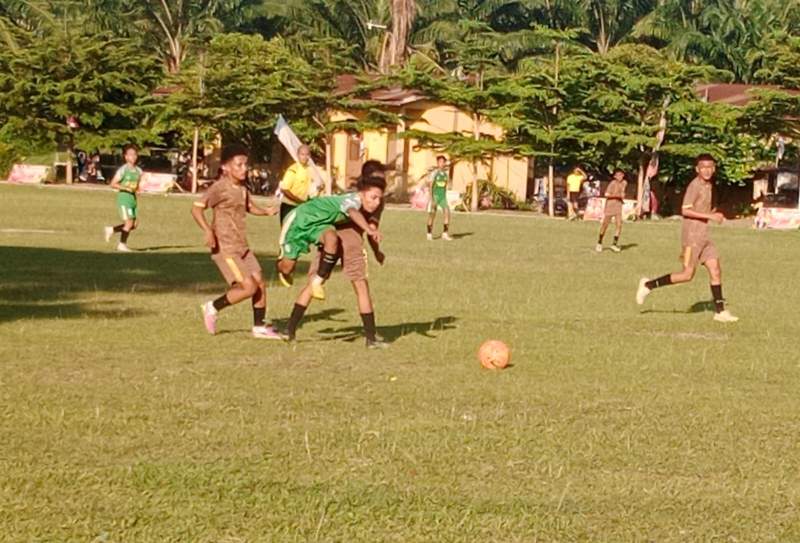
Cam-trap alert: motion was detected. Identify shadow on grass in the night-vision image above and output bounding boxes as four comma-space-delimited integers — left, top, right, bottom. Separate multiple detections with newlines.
618, 243, 638, 251
640, 301, 714, 315
450, 232, 474, 240
316, 315, 458, 344
0, 246, 308, 323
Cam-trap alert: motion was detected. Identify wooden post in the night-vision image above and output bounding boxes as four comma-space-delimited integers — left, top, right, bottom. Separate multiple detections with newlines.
191, 127, 199, 193
548, 159, 555, 217
324, 137, 333, 195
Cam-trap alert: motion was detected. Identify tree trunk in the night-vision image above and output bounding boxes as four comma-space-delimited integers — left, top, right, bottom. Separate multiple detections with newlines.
636, 154, 646, 216
191, 127, 199, 193
548, 159, 555, 217
380, 0, 416, 72
471, 112, 480, 212
324, 137, 333, 196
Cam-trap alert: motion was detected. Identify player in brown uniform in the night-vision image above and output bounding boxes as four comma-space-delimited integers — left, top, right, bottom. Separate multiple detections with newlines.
283, 161, 388, 348
596, 169, 628, 253
191, 144, 284, 338
636, 154, 738, 322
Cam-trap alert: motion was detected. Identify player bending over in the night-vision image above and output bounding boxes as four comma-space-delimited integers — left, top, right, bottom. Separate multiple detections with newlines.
286, 164, 389, 348
276, 177, 385, 302
596, 169, 628, 253
426, 155, 452, 241
636, 154, 738, 322
104, 144, 143, 252
192, 144, 283, 339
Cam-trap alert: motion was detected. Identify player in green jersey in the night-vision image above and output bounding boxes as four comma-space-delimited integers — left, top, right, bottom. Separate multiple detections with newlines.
104, 144, 143, 252
277, 177, 385, 301
426, 155, 452, 241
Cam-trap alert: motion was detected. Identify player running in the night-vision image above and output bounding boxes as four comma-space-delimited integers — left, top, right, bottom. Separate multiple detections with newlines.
426, 155, 452, 241
191, 144, 283, 339
636, 154, 738, 322
104, 144, 143, 252
596, 169, 628, 253
276, 177, 385, 303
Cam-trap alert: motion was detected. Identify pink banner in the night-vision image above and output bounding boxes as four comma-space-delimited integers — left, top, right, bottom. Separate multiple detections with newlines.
583, 197, 637, 221
755, 207, 800, 230
139, 172, 176, 194
7, 164, 49, 184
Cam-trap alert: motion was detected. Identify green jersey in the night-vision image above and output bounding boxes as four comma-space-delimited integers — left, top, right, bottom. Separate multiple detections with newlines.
279, 193, 363, 260
432, 169, 448, 194
115, 164, 143, 193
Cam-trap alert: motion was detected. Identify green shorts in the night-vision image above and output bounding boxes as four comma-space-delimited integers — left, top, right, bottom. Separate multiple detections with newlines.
278, 209, 331, 261
429, 190, 449, 211
117, 191, 137, 220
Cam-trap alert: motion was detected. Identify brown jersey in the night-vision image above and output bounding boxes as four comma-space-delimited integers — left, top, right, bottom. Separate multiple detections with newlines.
605, 179, 627, 201
198, 178, 250, 256
681, 177, 712, 246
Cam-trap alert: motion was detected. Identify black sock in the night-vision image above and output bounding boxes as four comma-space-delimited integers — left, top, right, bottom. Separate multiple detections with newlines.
645, 274, 672, 290
120, 229, 130, 244
598, 234, 604, 244
444, 223, 449, 233
253, 307, 266, 327
361, 312, 376, 342
286, 303, 307, 338
711, 284, 725, 313
113, 224, 125, 233
212, 294, 231, 312
427, 224, 432, 234
613, 235, 619, 246
317, 251, 338, 280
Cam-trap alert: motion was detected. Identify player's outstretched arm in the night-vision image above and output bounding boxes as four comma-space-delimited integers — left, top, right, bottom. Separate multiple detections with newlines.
109, 172, 122, 191
682, 207, 725, 224
247, 199, 278, 216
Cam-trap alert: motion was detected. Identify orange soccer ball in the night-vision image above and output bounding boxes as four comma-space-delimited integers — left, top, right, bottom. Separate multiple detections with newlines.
478, 340, 511, 370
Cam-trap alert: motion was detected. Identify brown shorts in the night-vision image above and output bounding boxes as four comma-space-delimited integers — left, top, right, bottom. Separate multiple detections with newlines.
212, 249, 262, 285
681, 240, 719, 268
308, 226, 368, 282
568, 191, 580, 204
604, 199, 623, 219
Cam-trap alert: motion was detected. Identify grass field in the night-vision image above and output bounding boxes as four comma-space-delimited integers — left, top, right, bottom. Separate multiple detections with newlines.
2, 183, 800, 542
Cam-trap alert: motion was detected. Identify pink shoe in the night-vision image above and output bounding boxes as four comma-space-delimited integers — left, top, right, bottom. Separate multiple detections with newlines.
252, 325, 286, 340
201, 302, 217, 335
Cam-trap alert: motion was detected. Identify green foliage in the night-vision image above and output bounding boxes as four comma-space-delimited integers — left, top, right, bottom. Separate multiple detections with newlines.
0, 22, 163, 153
0, 141, 19, 178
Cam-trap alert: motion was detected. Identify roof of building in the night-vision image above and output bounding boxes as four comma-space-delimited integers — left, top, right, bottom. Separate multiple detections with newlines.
696, 83, 798, 106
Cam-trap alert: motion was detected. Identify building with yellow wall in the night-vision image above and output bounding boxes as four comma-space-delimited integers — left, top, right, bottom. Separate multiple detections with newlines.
328, 77, 532, 201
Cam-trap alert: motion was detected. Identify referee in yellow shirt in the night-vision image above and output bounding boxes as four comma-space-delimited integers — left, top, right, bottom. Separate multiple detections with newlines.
565, 166, 587, 220
279, 145, 313, 224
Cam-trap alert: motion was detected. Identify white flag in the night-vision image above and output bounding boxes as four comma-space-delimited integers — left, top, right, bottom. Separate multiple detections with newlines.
273, 115, 324, 196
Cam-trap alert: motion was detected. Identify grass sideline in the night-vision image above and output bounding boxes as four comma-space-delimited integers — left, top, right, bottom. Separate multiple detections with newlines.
2, 183, 800, 542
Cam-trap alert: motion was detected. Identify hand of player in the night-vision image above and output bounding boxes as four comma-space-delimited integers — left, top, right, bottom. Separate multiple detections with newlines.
374, 250, 386, 265
711, 211, 725, 224
368, 227, 383, 244
265, 206, 278, 216
204, 230, 217, 249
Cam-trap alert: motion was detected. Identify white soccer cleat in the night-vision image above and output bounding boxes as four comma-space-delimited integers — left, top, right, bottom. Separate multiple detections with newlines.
116, 243, 132, 252
252, 325, 285, 339
713, 310, 739, 323
426, 233, 433, 241
636, 278, 651, 305
610, 244, 621, 253
201, 301, 218, 335
442, 232, 453, 241
104, 226, 113, 243
595, 243, 603, 253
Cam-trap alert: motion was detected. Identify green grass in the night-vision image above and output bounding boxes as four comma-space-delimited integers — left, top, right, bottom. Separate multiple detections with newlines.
2, 183, 800, 542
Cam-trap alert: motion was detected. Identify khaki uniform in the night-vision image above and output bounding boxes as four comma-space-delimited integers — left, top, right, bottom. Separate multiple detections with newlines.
194, 178, 262, 285
603, 179, 627, 219
680, 177, 719, 267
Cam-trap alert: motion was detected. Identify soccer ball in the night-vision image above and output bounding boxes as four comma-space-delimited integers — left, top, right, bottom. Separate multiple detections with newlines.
478, 340, 510, 370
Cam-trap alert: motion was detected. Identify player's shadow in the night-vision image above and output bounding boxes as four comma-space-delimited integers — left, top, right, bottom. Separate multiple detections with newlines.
618, 243, 638, 251
270, 308, 348, 331
0, 245, 310, 323
640, 301, 715, 315
317, 315, 458, 344
450, 232, 474, 239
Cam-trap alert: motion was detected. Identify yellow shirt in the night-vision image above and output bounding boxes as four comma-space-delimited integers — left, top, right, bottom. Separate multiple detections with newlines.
280, 162, 312, 205
566, 171, 586, 193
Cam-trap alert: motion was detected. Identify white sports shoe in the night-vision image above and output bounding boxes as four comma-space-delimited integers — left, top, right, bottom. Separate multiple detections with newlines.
442, 232, 453, 241
252, 325, 285, 339
713, 310, 739, 323
610, 244, 621, 253
426, 233, 433, 241
104, 226, 113, 243
636, 278, 651, 305
595, 243, 603, 253
116, 243, 132, 253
